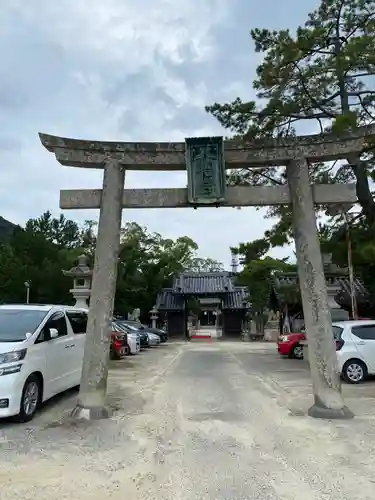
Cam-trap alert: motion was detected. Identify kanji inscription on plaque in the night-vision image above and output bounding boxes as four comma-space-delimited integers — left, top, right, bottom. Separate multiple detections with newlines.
185, 136, 226, 205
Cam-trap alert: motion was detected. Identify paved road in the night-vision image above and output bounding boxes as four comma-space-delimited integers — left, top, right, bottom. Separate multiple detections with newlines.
2, 342, 375, 499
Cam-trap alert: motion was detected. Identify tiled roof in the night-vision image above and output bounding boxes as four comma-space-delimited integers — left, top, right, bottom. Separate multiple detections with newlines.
272, 271, 370, 304
173, 272, 234, 294
222, 287, 250, 310
272, 272, 298, 290
156, 289, 185, 311
335, 277, 370, 306
156, 286, 250, 311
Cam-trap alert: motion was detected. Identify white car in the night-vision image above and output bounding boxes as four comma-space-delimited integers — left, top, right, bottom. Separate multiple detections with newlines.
126, 332, 141, 354
334, 320, 375, 383
0, 304, 88, 422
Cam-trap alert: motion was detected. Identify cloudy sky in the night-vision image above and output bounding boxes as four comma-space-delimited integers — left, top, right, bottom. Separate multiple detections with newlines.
1, 0, 319, 267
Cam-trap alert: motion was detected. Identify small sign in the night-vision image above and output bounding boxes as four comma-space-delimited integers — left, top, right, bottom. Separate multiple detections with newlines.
185, 136, 226, 205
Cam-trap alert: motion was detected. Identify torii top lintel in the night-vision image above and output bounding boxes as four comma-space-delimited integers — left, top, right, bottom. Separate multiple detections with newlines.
38, 125, 375, 171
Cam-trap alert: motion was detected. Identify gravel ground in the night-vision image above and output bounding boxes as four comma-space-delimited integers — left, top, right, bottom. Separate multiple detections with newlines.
2, 341, 375, 500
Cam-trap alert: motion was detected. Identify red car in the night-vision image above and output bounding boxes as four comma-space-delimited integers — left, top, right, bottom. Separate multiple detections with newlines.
277, 332, 305, 359
110, 323, 129, 360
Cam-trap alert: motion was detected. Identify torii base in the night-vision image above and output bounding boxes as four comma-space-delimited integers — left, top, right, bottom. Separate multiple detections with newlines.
308, 403, 354, 420
70, 404, 111, 421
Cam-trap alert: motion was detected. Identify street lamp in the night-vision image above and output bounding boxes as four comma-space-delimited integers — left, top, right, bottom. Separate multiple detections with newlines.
24, 281, 31, 304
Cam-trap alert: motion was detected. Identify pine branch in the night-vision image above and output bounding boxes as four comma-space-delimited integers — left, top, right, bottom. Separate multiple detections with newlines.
358, 94, 375, 120
242, 168, 284, 185
342, 12, 375, 42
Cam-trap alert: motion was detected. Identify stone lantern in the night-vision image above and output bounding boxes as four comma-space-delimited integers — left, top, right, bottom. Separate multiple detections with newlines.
149, 305, 159, 329
63, 254, 92, 308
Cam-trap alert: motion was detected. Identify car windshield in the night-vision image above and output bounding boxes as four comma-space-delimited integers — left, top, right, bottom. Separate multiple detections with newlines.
123, 321, 143, 330
120, 323, 140, 332
112, 322, 126, 333
0, 309, 48, 342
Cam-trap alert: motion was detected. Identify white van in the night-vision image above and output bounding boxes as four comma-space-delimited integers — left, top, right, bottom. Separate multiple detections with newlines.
0, 304, 87, 422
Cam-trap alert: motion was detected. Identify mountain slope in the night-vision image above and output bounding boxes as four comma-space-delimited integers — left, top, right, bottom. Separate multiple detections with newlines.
0, 216, 17, 243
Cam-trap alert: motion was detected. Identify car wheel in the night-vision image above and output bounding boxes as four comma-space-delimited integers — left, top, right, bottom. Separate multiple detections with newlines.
16, 374, 41, 422
343, 359, 367, 384
110, 348, 120, 360
292, 344, 304, 360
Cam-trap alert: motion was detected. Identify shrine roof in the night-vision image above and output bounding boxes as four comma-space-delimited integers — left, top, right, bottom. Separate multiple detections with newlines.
155, 289, 185, 311
222, 287, 250, 310
173, 272, 234, 295
335, 277, 370, 306
271, 271, 370, 306
155, 286, 250, 311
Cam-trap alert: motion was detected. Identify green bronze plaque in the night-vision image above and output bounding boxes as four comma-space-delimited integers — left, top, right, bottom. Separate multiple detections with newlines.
185, 136, 226, 205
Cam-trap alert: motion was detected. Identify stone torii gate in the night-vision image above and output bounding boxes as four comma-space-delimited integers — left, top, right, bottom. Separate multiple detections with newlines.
39, 125, 375, 421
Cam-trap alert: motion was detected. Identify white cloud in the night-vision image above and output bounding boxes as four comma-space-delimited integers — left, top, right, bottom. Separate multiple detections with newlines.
1, 0, 318, 266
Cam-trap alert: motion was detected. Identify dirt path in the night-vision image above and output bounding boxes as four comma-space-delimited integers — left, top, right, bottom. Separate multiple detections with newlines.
1, 342, 375, 499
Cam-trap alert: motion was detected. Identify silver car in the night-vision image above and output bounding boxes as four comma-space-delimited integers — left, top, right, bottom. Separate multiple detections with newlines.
147, 332, 161, 346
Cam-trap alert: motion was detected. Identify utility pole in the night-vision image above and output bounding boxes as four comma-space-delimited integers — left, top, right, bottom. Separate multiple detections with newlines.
326, 206, 358, 320
343, 213, 358, 320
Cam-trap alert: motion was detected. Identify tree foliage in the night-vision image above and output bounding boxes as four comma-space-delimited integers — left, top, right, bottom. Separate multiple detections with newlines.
116, 222, 198, 317
233, 239, 296, 331
184, 257, 224, 273
206, 0, 375, 245
0, 213, 220, 322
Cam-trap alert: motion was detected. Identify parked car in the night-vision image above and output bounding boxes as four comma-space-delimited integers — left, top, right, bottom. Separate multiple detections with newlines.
0, 304, 88, 422
144, 327, 168, 343
147, 332, 161, 346
122, 321, 168, 343
124, 324, 160, 347
116, 322, 149, 348
112, 321, 140, 355
125, 332, 141, 354
277, 332, 306, 359
334, 320, 375, 383
110, 322, 129, 360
